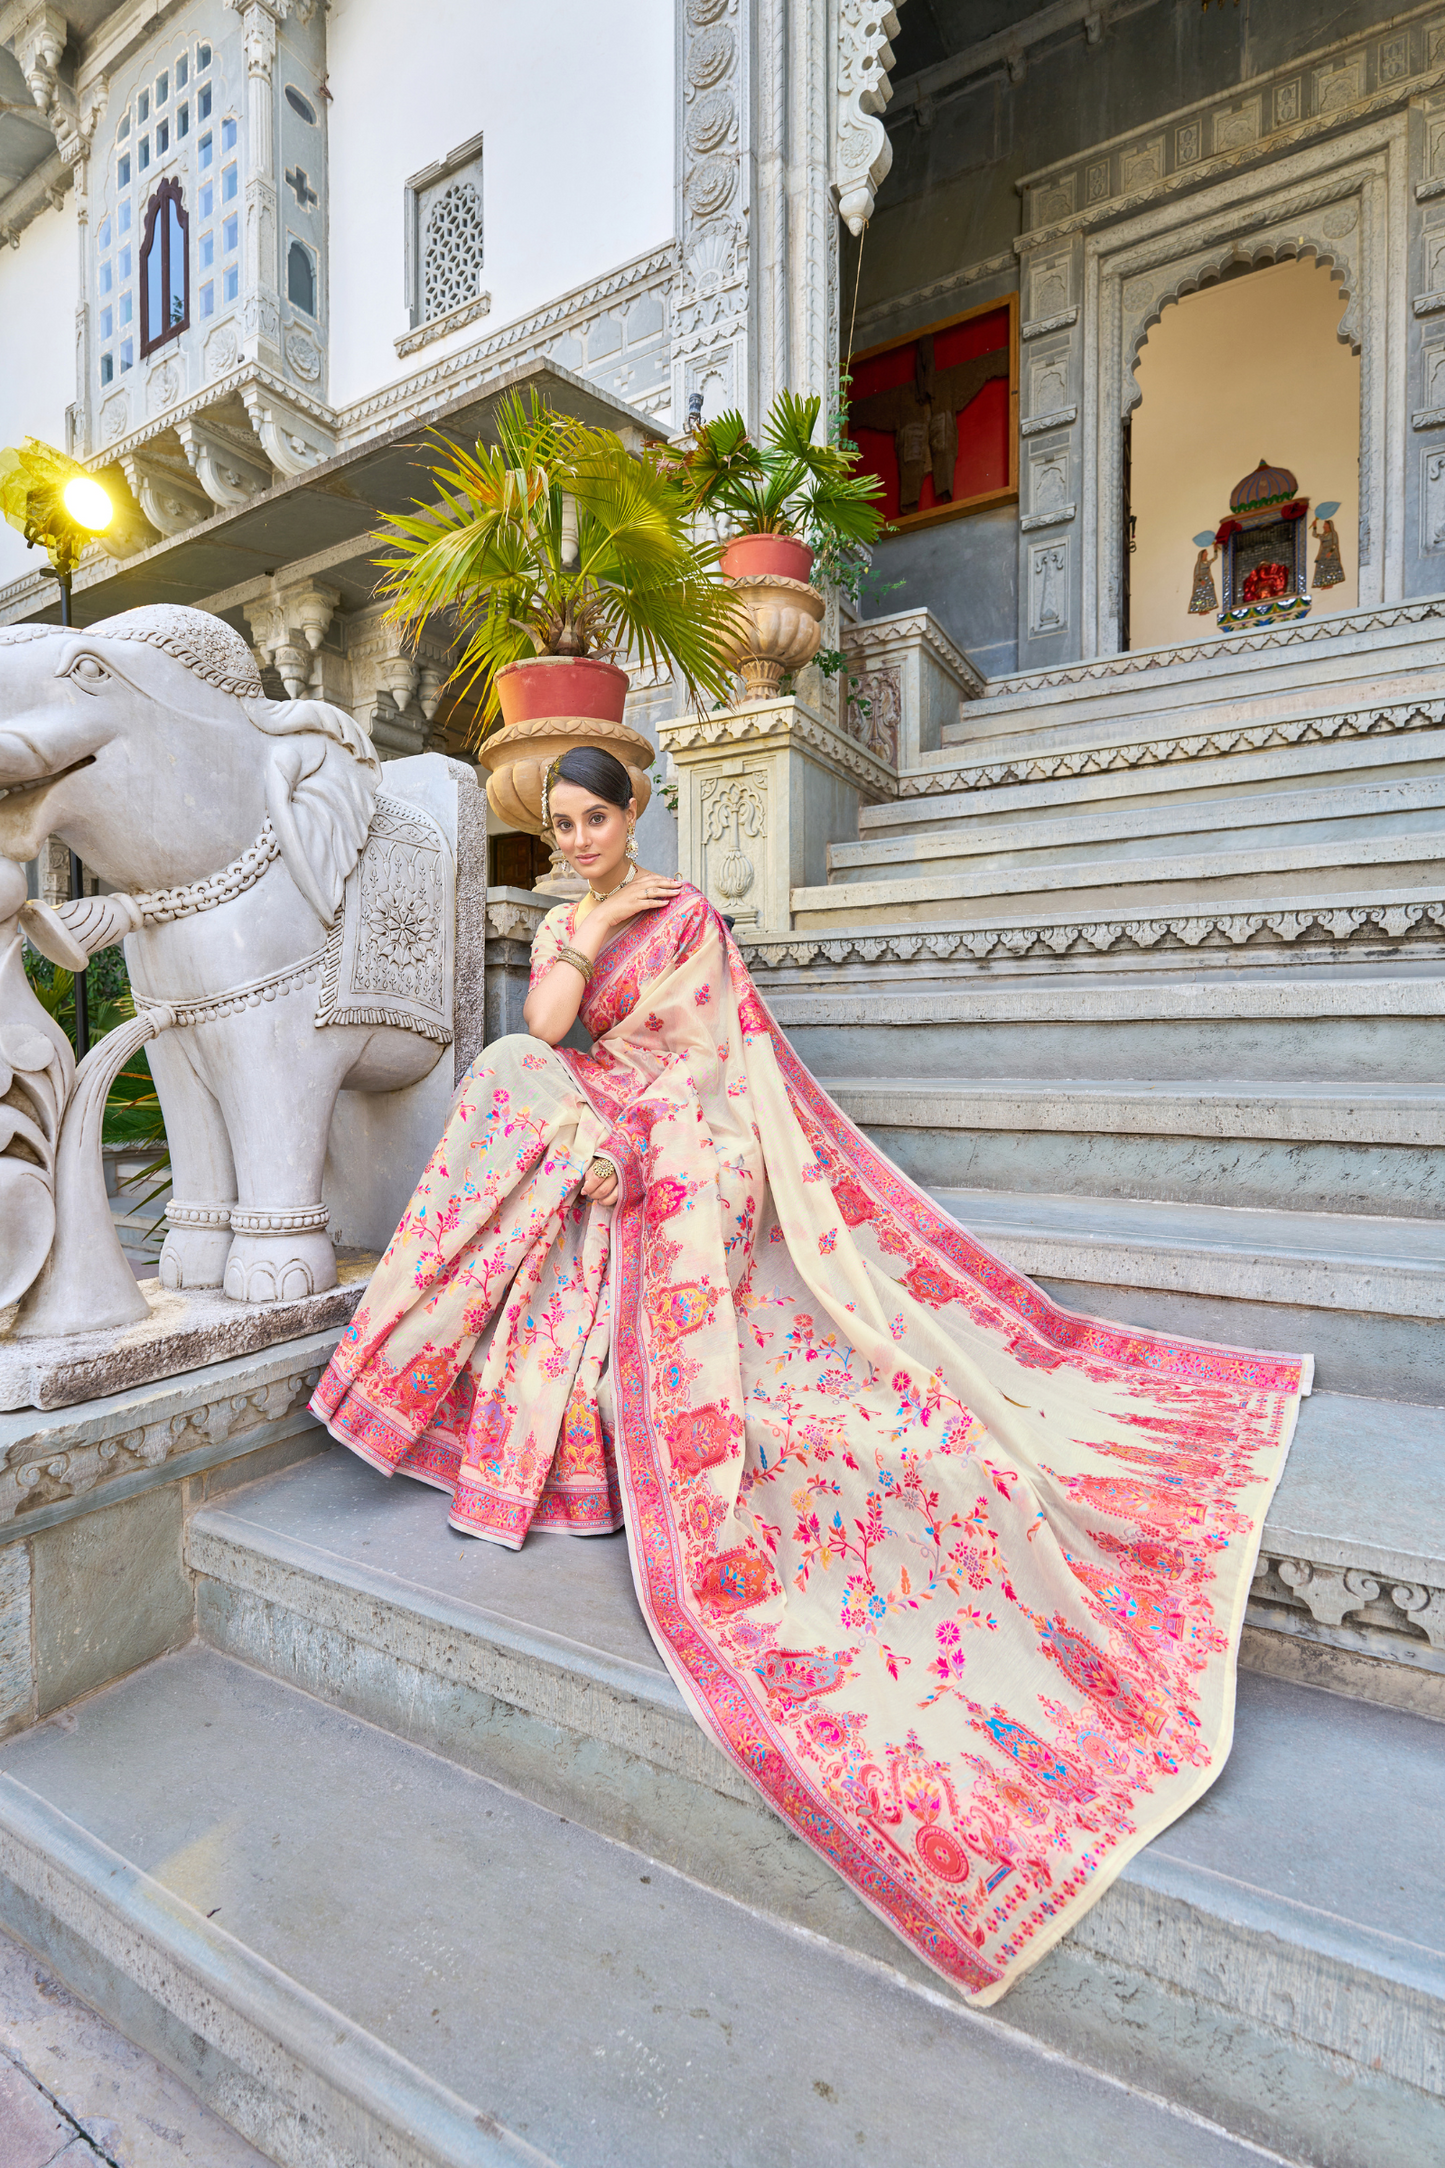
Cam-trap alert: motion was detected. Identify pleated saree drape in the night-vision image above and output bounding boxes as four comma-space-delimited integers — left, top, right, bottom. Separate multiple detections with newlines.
313, 886, 1308, 2005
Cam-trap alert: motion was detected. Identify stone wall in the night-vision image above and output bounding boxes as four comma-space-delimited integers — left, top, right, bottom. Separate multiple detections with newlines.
849, 0, 1441, 676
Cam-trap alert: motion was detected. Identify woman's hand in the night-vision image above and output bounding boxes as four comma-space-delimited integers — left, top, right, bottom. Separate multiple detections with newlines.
580, 1155, 619, 1206
595, 872, 684, 928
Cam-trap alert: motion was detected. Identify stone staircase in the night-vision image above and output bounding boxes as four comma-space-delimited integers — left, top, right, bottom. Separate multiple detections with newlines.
0, 1435, 1438, 2168
0, 609, 1440, 2164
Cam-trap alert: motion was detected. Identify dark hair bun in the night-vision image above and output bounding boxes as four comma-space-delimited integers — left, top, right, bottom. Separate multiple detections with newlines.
553, 746, 635, 810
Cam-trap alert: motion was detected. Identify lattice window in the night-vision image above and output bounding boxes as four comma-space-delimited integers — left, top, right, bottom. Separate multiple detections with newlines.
404, 133, 485, 331
423, 181, 483, 321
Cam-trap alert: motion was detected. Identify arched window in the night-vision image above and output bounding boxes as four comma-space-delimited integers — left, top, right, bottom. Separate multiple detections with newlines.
287, 239, 315, 315
140, 177, 189, 356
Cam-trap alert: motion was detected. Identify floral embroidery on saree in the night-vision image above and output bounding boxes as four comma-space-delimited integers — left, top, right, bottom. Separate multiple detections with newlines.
312, 881, 1308, 2004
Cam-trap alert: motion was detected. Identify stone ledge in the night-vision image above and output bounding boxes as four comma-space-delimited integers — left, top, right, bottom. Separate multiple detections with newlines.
0, 1328, 346, 1539
0, 1263, 374, 1414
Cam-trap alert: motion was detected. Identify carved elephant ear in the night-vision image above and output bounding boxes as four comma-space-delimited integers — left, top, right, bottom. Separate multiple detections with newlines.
263, 731, 379, 927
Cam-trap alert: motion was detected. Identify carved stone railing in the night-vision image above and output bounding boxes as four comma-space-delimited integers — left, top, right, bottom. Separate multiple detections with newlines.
840, 607, 984, 774
659, 694, 896, 940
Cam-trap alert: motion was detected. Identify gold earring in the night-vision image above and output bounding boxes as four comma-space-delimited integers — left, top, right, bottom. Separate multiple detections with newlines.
626, 824, 638, 860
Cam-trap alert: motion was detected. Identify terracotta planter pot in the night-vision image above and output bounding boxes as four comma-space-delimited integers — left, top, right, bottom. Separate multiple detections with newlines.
494, 653, 630, 729
720, 532, 815, 584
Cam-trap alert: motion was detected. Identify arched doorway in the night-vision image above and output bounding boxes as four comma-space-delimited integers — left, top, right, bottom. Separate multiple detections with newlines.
1127, 256, 1360, 651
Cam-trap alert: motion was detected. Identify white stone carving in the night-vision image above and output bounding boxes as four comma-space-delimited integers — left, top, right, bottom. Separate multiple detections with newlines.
836, 2, 905, 236
0, 860, 73, 1326
740, 895, 1445, 976
701, 776, 766, 915
1425, 451, 1445, 551
1275, 82, 1301, 128
423, 180, 484, 322
0, 607, 468, 1332
206, 325, 241, 379
285, 327, 322, 382
1029, 252, 1071, 321
1029, 541, 1069, 637
239, 382, 335, 475
178, 416, 272, 508
1119, 139, 1163, 193
1212, 100, 1260, 155
316, 795, 453, 1041
1086, 159, 1110, 203
846, 666, 902, 765
120, 451, 211, 537
1176, 122, 1201, 167
1315, 58, 1365, 116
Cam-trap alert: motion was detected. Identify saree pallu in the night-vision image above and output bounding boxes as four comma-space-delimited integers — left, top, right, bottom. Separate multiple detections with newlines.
312, 885, 1310, 2005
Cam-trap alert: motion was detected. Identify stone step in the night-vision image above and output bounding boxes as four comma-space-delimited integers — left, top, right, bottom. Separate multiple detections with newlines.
0, 1643, 1312, 2168
173, 1449, 1443, 2166
832, 775, 1445, 883
791, 844, 1445, 928
920, 1183, 1445, 1402
768, 975, 1445, 1082
860, 716, 1445, 842
823, 1075, 1445, 1218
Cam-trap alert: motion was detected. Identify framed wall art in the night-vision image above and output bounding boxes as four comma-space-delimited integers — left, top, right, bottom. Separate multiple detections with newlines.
845, 294, 1019, 532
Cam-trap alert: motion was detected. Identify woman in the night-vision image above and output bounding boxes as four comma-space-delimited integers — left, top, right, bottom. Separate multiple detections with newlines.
312, 746, 1310, 2005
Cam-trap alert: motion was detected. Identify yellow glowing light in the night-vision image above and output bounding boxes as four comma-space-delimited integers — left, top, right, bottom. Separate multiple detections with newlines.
61, 475, 113, 532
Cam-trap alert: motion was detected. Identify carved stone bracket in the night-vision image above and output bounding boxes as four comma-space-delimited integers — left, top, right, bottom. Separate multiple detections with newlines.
836, 2, 906, 235
244, 582, 340, 697
177, 417, 273, 509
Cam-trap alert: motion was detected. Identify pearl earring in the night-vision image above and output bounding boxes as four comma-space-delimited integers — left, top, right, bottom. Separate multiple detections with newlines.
626, 824, 638, 860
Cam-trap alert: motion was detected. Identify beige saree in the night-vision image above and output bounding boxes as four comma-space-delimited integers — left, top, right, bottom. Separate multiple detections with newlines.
312, 885, 1309, 2004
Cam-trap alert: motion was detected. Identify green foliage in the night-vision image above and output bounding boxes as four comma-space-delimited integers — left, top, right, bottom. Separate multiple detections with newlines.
374, 389, 740, 735
672, 388, 884, 559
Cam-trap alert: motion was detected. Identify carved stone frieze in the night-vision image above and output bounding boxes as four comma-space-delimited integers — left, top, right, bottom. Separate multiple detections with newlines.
1252, 1550, 1445, 1670
742, 893, 1445, 974
0, 1364, 323, 1528
659, 695, 896, 796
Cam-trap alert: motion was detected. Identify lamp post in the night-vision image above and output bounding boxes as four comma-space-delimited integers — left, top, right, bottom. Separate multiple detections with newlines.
0, 443, 114, 1061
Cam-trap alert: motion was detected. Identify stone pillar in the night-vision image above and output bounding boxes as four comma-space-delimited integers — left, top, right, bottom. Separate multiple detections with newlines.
659, 694, 894, 939
233, 0, 283, 375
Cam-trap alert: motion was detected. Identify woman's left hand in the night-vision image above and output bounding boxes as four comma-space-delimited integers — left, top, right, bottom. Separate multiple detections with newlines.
581, 1156, 619, 1206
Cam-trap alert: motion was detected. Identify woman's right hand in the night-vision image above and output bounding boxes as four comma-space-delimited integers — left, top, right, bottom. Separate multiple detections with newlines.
598, 872, 684, 927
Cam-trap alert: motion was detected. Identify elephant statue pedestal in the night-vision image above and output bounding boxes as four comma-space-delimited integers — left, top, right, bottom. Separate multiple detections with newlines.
0, 606, 487, 1411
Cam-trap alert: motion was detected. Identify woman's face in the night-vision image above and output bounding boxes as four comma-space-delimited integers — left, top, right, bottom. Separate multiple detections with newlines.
549, 782, 635, 885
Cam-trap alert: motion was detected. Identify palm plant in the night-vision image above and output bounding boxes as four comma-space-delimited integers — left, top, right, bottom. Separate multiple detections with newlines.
672, 390, 884, 550
375, 390, 739, 735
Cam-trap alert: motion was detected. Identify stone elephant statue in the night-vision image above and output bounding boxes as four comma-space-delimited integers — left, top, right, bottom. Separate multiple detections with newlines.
0, 604, 455, 1329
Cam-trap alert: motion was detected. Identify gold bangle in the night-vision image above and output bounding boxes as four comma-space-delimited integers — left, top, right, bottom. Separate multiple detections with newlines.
557, 944, 593, 983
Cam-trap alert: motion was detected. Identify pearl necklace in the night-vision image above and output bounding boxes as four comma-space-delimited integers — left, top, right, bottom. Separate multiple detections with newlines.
587, 861, 638, 906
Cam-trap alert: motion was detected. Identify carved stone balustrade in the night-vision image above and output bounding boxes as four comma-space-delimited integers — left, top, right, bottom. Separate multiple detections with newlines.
839, 607, 985, 774
659, 693, 897, 940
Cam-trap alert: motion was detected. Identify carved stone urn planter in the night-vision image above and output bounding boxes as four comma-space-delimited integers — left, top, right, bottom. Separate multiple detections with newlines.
718, 534, 826, 700
480, 656, 653, 895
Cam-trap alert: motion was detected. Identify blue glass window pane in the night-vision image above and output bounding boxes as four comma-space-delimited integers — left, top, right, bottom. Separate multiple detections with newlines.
156, 71, 168, 106
198, 134, 212, 170
119, 292, 132, 324
177, 54, 188, 89
120, 337, 133, 371
117, 153, 130, 187
198, 42, 211, 71
222, 117, 236, 151
177, 104, 188, 139
155, 119, 168, 155
223, 214, 237, 252
199, 184, 212, 219
167, 198, 185, 326
138, 90, 149, 123
200, 281, 214, 319
198, 85, 211, 121
119, 244, 131, 277
144, 208, 164, 342
97, 217, 111, 250
119, 201, 131, 233
138, 137, 150, 171
223, 265, 238, 301
98, 260, 112, 294
100, 353, 113, 384
199, 231, 213, 268
222, 163, 237, 202
99, 305, 113, 338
